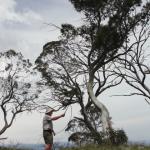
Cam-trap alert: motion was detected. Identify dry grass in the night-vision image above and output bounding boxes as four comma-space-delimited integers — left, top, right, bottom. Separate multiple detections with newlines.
60, 144, 150, 150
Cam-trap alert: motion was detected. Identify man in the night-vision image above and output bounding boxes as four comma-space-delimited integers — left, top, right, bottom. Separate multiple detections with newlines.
43, 107, 65, 150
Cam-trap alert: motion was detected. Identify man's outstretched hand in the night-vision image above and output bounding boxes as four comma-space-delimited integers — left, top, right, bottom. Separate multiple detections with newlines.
51, 113, 65, 121
61, 113, 65, 117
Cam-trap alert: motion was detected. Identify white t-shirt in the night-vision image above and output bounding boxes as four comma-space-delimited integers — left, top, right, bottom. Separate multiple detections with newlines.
43, 114, 53, 131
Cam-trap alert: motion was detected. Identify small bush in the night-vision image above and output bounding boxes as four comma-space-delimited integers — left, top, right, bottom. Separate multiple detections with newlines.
108, 128, 128, 145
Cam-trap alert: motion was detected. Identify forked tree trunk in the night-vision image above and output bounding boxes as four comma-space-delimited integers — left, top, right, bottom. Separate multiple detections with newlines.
79, 100, 103, 144
87, 78, 111, 133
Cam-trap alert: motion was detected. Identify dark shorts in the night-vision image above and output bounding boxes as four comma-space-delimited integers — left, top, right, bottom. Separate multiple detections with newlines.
43, 130, 53, 144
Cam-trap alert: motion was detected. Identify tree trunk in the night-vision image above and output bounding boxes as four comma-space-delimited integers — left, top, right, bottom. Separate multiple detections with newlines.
79, 100, 103, 144
0, 125, 8, 136
87, 78, 110, 133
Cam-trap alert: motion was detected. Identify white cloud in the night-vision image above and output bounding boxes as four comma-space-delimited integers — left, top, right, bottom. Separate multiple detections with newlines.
0, 0, 42, 24
0, 25, 59, 61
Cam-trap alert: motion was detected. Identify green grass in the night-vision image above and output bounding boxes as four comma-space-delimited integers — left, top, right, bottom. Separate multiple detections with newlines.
0, 148, 17, 150
0, 147, 29, 150
1, 144, 150, 150
60, 144, 150, 150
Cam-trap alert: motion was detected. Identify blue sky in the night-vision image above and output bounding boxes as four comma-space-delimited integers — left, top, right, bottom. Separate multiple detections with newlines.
0, 0, 150, 145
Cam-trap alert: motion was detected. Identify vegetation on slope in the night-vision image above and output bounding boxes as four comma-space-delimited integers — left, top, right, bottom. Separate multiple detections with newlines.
0, 147, 29, 150
61, 144, 150, 150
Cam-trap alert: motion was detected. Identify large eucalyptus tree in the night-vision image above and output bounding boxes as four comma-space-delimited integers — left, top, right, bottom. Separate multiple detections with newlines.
35, 0, 150, 141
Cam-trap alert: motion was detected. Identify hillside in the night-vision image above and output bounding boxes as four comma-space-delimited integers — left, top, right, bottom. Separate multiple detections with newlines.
0, 148, 27, 150
1, 144, 150, 150
61, 145, 150, 150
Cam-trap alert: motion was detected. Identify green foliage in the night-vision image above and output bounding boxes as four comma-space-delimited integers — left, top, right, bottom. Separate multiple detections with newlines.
35, 0, 149, 147
106, 128, 128, 145
36, 0, 150, 103
0, 50, 39, 136
66, 105, 128, 146
61, 24, 77, 39
94, 25, 123, 53
68, 0, 149, 67
69, 0, 142, 13
66, 106, 103, 145
69, 0, 103, 12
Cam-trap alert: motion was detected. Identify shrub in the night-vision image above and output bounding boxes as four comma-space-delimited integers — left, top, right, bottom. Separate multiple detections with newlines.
108, 128, 128, 145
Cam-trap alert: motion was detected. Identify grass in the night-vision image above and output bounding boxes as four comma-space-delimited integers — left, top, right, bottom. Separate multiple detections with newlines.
0, 147, 21, 150
60, 144, 150, 150
1, 144, 150, 150
0, 147, 29, 150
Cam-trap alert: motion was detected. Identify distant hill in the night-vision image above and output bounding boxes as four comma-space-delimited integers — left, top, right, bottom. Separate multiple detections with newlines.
0, 142, 71, 150
0, 144, 43, 150
61, 144, 150, 150
1, 142, 150, 150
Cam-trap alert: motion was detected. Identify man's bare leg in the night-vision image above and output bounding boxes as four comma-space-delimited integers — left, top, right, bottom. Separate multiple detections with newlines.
45, 144, 52, 150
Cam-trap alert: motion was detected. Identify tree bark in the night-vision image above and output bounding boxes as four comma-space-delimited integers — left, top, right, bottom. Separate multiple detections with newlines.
87, 77, 110, 133
79, 99, 103, 144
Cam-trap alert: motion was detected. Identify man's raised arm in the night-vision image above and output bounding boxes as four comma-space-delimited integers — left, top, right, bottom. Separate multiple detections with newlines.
51, 113, 65, 121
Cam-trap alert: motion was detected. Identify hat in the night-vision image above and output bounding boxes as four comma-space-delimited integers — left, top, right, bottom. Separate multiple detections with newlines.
45, 107, 55, 114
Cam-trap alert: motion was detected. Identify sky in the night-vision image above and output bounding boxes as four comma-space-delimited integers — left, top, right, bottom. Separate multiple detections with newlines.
0, 0, 150, 146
